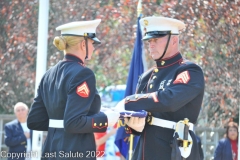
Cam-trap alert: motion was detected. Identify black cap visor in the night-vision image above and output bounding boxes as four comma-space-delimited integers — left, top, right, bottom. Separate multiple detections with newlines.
142, 31, 175, 41
91, 37, 101, 44
86, 33, 101, 44
61, 33, 101, 44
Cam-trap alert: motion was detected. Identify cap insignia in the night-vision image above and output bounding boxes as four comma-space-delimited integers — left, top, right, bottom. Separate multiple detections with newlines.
144, 20, 148, 26
161, 61, 165, 65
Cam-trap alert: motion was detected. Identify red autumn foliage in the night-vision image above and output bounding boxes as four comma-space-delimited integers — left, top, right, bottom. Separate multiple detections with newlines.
0, 0, 239, 128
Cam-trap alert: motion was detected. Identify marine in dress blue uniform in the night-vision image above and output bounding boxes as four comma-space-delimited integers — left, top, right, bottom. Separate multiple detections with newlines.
123, 17, 205, 160
27, 19, 119, 160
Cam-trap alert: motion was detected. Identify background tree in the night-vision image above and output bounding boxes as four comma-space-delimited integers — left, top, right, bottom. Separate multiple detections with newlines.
0, 0, 239, 129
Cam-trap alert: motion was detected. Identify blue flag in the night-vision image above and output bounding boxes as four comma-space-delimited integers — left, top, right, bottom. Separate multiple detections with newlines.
114, 14, 144, 159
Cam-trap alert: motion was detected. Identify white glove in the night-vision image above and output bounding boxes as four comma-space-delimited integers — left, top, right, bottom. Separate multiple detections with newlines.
104, 110, 120, 127
124, 117, 146, 132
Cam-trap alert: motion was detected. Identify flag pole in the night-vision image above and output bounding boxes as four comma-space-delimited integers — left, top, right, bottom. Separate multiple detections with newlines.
128, 134, 134, 160
128, 1, 142, 160
137, 0, 142, 17
32, 0, 49, 159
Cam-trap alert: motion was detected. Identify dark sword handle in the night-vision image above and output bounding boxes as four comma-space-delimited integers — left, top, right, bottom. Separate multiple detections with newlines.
182, 118, 190, 160
183, 124, 189, 142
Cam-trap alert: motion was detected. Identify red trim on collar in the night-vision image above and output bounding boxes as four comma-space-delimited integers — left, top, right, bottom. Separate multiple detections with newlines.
65, 53, 85, 63
160, 52, 180, 61
156, 59, 183, 69
64, 54, 86, 67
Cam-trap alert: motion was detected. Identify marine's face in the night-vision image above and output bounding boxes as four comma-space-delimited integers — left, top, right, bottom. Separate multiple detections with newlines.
228, 127, 238, 140
147, 35, 169, 60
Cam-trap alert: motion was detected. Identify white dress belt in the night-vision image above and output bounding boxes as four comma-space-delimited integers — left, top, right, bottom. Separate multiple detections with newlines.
149, 117, 194, 131
49, 119, 64, 128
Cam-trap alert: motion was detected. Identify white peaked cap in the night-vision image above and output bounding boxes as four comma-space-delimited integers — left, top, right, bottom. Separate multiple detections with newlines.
56, 19, 101, 36
140, 16, 185, 35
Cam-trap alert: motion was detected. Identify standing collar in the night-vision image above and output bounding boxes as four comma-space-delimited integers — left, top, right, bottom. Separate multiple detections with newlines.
63, 54, 84, 64
156, 52, 182, 68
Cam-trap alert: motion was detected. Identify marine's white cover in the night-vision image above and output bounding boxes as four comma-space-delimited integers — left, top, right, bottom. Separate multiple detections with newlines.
56, 19, 101, 35
140, 16, 185, 34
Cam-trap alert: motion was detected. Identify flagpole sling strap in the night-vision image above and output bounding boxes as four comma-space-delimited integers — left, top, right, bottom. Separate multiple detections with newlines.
147, 116, 194, 131
49, 119, 64, 128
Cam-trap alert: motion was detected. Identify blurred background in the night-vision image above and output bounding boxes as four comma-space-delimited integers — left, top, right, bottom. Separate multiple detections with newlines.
0, 0, 239, 159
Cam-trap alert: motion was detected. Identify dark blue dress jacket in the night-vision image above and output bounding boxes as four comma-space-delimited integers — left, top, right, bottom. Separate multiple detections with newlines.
124, 53, 205, 160
27, 54, 108, 160
4, 119, 32, 160
214, 138, 235, 160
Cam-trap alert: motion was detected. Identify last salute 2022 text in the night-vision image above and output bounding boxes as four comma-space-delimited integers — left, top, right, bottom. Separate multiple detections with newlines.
42, 151, 105, 158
